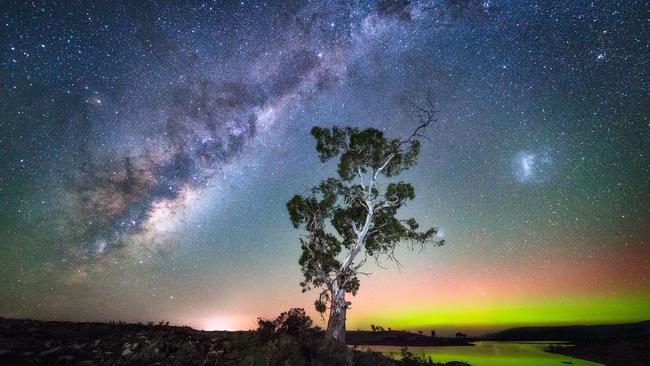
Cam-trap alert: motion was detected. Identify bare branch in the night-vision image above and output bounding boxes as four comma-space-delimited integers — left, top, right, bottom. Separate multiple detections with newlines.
401, 97, 439, 145
373, 255, 389, 270
373, 153, 395, 181
374, 198, 399, 213
353, 271, 372, 277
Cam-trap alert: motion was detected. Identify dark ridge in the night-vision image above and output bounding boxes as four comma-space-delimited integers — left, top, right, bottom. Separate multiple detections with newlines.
347, 330, 474, 346
483, 320, 650, 341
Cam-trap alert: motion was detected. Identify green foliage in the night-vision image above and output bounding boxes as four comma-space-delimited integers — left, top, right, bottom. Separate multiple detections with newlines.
288, 125, 443, 314
310, 127, 421, 181
314, 299, 327, 313
343, 276, 360, 295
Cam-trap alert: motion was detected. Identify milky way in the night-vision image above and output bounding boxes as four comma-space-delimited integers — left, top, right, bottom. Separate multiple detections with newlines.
1, 1, 649, 333
52, 3, 359, 264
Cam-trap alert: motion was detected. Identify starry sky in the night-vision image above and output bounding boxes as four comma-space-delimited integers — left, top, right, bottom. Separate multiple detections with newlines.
1, 1, 649, 336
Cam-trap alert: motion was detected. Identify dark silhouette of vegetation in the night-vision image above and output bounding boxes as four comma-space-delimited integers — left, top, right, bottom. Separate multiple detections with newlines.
455, 332, 467, 339
397, 346, 469, 366
371, 324, 387, 332
0, 315, 472, 366
257, 308, 315, 340
287, 101, 443, 344
254, 309, 464, 366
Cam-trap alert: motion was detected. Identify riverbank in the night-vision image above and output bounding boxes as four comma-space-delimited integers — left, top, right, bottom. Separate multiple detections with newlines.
547, 336, 650, 366
347, 331, 473, 346
371, 341, 602, 366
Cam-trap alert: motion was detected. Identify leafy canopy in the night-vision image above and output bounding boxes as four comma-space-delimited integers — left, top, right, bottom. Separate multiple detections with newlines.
287, 126, 443, 313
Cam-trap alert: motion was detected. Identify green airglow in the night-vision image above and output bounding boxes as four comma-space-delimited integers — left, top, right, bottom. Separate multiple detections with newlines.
351, 294, 650, 329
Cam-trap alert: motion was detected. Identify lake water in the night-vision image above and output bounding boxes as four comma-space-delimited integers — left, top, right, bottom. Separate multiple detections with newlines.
366, 341, 603, 366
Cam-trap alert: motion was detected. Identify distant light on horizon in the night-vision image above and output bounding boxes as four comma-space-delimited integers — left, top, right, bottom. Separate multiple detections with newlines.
195, 315, 253, 331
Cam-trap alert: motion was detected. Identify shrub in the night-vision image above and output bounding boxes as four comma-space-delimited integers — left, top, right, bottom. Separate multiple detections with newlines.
257, 308, 318, 340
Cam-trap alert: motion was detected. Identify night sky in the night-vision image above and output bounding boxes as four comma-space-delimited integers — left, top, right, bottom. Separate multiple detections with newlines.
1, 1, 649, 335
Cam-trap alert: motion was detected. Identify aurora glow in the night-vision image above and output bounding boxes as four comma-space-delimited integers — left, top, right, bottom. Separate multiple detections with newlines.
1, 1, 648, 337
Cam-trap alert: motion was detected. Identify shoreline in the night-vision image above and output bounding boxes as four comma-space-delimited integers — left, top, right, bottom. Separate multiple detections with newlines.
546, 336, 650, 366
346, 330, 474, 347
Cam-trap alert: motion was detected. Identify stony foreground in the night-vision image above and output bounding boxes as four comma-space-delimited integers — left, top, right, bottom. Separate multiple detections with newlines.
0, 317, 249, 365
0, 317, 469, 366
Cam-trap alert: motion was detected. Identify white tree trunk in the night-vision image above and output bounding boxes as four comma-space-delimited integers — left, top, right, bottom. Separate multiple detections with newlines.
325, 285, 347, 343
325, 154, 393, 346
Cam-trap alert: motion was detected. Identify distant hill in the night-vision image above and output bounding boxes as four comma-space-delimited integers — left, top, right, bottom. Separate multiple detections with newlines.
483, 320, 650, 340
347, 330, 473, 346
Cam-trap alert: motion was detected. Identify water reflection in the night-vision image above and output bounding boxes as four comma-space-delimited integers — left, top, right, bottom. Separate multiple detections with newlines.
367, 341, 603, 366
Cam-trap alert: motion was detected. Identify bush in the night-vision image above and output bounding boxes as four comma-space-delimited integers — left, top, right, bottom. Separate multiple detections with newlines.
257, 308, 318, 341
254, 308, 459, 366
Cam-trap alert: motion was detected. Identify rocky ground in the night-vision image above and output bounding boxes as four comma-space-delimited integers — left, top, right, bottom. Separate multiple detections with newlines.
0, 317, 469, 366
0, 317, 246, 365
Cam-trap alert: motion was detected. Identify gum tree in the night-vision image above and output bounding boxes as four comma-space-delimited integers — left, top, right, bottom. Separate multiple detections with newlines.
286, 105, 444, 343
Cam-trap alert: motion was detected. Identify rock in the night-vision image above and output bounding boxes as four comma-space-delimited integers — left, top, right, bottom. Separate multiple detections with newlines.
58, 355, 74, 362
77, 361, 96, 366
0, 349, 9, 356
23, 351, 34, 356
224, 351, 239, 360
220, 340, 233, 351
39, 346, 63, 357
93, 339, 101, 346
122, 348, 132, 356
240, 355, 256, 366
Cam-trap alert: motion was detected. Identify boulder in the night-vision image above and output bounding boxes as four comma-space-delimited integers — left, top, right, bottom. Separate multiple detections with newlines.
58, 354, 74, 362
